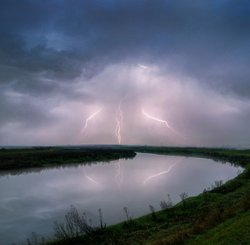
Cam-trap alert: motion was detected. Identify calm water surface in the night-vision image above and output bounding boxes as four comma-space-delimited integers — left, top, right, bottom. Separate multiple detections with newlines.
0, 153, 243, 244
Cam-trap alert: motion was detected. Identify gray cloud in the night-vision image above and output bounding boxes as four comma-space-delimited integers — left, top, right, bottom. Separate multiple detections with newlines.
0, 0, 250, 146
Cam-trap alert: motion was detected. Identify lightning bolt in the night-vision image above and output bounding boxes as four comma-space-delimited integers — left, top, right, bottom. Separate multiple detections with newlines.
81, 109, 102, 133
115, 104, 123, 144
143, 163, 176, 184
142, 108, 181, 136
142, 108, 171, 128
114, 103, 124, 187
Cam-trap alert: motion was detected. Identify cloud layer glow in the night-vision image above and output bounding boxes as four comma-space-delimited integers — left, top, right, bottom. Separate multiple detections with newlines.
0, 0, 250, 147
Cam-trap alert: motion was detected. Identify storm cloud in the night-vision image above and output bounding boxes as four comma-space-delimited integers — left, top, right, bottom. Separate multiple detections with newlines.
0, 0, 250, 146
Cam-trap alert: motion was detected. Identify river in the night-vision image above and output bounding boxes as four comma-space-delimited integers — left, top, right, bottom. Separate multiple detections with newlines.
0, 153, 243, 244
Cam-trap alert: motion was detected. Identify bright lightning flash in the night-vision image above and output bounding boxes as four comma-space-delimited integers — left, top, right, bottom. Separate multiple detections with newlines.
114, 103, 124, 187
115, 104, 123, 144
142, 108, 180, 136
142, 109, 171, 128
82, 109, 102, 133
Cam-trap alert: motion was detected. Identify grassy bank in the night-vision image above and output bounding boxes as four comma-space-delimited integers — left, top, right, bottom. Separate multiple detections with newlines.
32, 146, 250, 245
0, 146, 136, 171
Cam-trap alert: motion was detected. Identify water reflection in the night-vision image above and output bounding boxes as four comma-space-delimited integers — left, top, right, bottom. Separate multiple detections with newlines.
143, 160, 177, 184
0, 153, 243, 244
0, 159, 119, 178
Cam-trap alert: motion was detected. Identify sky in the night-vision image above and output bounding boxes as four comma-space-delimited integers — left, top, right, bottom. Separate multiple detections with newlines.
0, 0, 250, 147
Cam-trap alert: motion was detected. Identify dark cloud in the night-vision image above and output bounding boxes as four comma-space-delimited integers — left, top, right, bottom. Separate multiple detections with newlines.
0, 0, 250, 146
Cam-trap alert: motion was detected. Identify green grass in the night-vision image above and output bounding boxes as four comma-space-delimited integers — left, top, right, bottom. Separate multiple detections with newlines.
187, 211, 250, 245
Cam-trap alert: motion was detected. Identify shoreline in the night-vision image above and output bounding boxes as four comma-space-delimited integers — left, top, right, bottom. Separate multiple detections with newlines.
0, 146, 136, 171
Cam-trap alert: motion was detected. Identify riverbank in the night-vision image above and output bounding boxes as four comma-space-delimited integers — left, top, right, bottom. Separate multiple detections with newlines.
42, 146, 250, 245
0, 146, 136, 171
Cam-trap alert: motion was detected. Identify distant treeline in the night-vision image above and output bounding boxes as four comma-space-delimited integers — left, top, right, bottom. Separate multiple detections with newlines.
0, 147, 136, 171
125, 146, 250, 167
